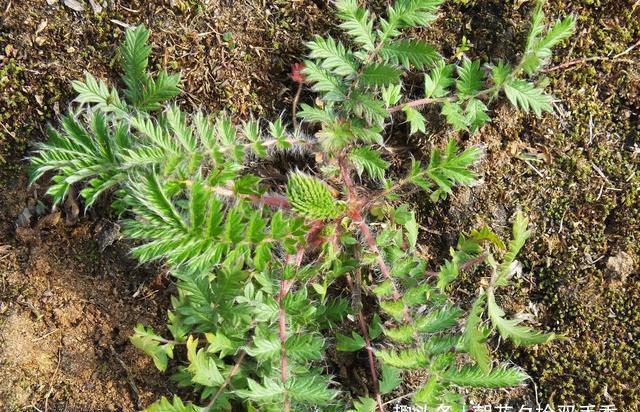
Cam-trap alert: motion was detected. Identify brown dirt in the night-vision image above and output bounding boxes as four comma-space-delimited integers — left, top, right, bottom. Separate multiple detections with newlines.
1, 0, 639, 411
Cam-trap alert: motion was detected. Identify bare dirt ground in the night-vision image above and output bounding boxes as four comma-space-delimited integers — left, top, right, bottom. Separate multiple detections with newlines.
0, 0, 639, 411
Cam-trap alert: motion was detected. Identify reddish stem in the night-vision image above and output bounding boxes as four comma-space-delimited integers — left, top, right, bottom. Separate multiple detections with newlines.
337, 157, 412, 319
248, 193, 290, 209
278, 277, 291, 412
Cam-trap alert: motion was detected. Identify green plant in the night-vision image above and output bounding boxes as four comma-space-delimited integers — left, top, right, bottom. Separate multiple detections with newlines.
29, 1, 574, 411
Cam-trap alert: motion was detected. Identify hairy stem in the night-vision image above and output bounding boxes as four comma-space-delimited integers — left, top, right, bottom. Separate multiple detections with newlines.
292, 82, 303, 129
338, 155, 411, 323
278, 277, 291, 412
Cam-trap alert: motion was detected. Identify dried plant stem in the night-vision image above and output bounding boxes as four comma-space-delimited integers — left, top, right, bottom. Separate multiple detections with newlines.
204, 350, 247, 411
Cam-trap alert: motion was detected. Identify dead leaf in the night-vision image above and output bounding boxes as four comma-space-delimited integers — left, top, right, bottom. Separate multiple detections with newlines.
63, 0, 85, 11
88, 0, 102, 13
35, 19, 48, 36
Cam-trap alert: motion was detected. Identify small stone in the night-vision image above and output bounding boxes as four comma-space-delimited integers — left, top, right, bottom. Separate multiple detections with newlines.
606, 251, 635, 283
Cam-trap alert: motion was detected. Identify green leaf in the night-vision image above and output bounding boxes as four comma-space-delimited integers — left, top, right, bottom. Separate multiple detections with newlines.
302, 61, 346, 101
538, 16, 576, 53
380, 299, 405, 321
442, 365, 527, 388
349, 397, 377, 412
487, 289, 555, 346
373, 279, 394, 297
425, 60, 454, 98
298, 103, 336, 124
491, 61, 512, 87
496, 211, 530, 284
441, 101, 470, 131
186, 336, 224, 387
383, 324, 415, 343
235, 377, 285, 401
379, 364, 402, 394
286, 334, 324, 361
403, 106, 426, 135
336, 0, 377, 51
465, 98, 490, 132
349, 147, 389, 181
404, 212, 418, 249
307, 36, 357, 77
144, 396, 201, 412
380, 39, 439, 69
120, 25, 151, 105
130, 324, 174, 372
456, 59, 484, 97
336, 331, 366, 352
381, 84, 402, 107
361, 64, 402, 86
287, 374, 338, 404
427, 139, 482, 198
503, 79, 553, 117
245, 334, 280, 361
461, 294, 491, 372
72, 73, 126, 113
414, 306, 462, 333
286, 172, 346, 220
414, 376, 444, 407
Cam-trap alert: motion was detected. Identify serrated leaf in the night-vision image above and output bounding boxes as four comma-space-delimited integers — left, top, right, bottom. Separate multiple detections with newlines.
186, 336, 224, 387
496, 211, 530, 284
461, 294, 491, 372
379, 364, 402, 394
414, 306, 461, 333
307, 35, 357, 77
442, 365, 528, 388
286, 172, 345, 220
349, 147, 389, 181
383, 324, 415, 343
336, 331, 366, 352
380, 299, 405, 321
414, 376, 444, 407
503, 79, 553, 117
361, 64, 402, 86
235, 377, 285, 401
336, 0, 377, 51
144, 396, 200, 412
380, 39, 439, 69
425, 60, 454, 98
404, 211, 418, 249
403, 106, 426, 135
381, 84, 402, 107
130, 324, 174, 372
491, 61, 512, 87
349, 397, 378, 412
441, 101, 470, 131
287, 374, 338, 404
302, 61, 346, 101
465, 98, 490, 132
487, 289, 555, 346
456, 59, 484, 97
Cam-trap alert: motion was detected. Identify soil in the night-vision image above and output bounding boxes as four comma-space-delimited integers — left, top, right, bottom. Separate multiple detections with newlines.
0, 0, 639, 411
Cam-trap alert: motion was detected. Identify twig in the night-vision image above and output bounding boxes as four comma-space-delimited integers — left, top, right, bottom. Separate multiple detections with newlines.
543, 39, 640, 73
203, 350, 247, 411
109, 344, 141, 410
43, 344, 62, 412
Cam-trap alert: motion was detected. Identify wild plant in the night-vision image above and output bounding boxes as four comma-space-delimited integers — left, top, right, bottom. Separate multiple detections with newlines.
29, 1, 574, 410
